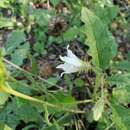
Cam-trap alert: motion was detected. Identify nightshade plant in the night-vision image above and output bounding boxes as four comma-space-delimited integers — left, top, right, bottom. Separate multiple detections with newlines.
0, 0, 130, 130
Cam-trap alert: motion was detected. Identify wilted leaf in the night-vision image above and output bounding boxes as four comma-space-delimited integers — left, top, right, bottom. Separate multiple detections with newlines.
92, 97, 104, 121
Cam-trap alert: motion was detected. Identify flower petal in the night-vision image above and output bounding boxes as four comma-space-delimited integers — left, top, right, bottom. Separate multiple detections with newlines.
67, 45, 80, 60
67, 49, 80, 60
59, 56, 81, 67
56, 63, 80, 73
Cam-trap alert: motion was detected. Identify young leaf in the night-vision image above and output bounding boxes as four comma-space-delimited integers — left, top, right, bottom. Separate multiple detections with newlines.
108, 73, 130, 87
81, 7, 117, 70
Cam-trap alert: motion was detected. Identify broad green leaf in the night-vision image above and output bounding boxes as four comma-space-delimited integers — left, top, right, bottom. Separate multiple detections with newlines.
15, 104, 40, 123
5, 30, 26, 53
92, 97, 104, 121
0, 100, 20, 129
93, 5, 119, 25
108, 73, 130, 87
33, 9, 51, 26
111, 103, 130, 130
11, 42, 30, 65
47, 91, 76, 113
81, 7, 117, 70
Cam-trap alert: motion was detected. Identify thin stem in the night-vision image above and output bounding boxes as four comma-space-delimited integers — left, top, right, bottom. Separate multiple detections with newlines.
93, 73, 101, 100
105, 122, 115, 130
2, 58, 93, 113
1, 84, 85, 114
3, 58, 63, 90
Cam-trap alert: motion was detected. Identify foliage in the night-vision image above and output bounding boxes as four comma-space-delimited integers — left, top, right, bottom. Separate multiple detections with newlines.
0, 0, 130, 130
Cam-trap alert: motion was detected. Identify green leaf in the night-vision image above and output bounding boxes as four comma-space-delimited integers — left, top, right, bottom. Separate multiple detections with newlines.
50, 0, 60, 7
33, 42, 45, 54
74, 78, 85, 87
0, 100, 20, 129
0, 92, 9, 105
0, 123, 13, 130
11, 42, 30, 65
113, 60, 130, 72
29, 55, 39, 74
0, 17, 13, 28
93, 5, 119, 25
63, 26, 79, 41
111, 103, 130, 130
81, 7, 117, 70
15, 104, 40, 123
108, 73, 130, 87
0, 0, 10, 8
47, 91, 76, 113
33, 9, 51, 26
92, 97, 104, 121
113, 85, 130, 105
46, 77, 58, 88
5, 30, 26, 53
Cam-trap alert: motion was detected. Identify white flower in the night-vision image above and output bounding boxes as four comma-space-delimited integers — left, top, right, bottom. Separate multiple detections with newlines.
56, 45, 90, 77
